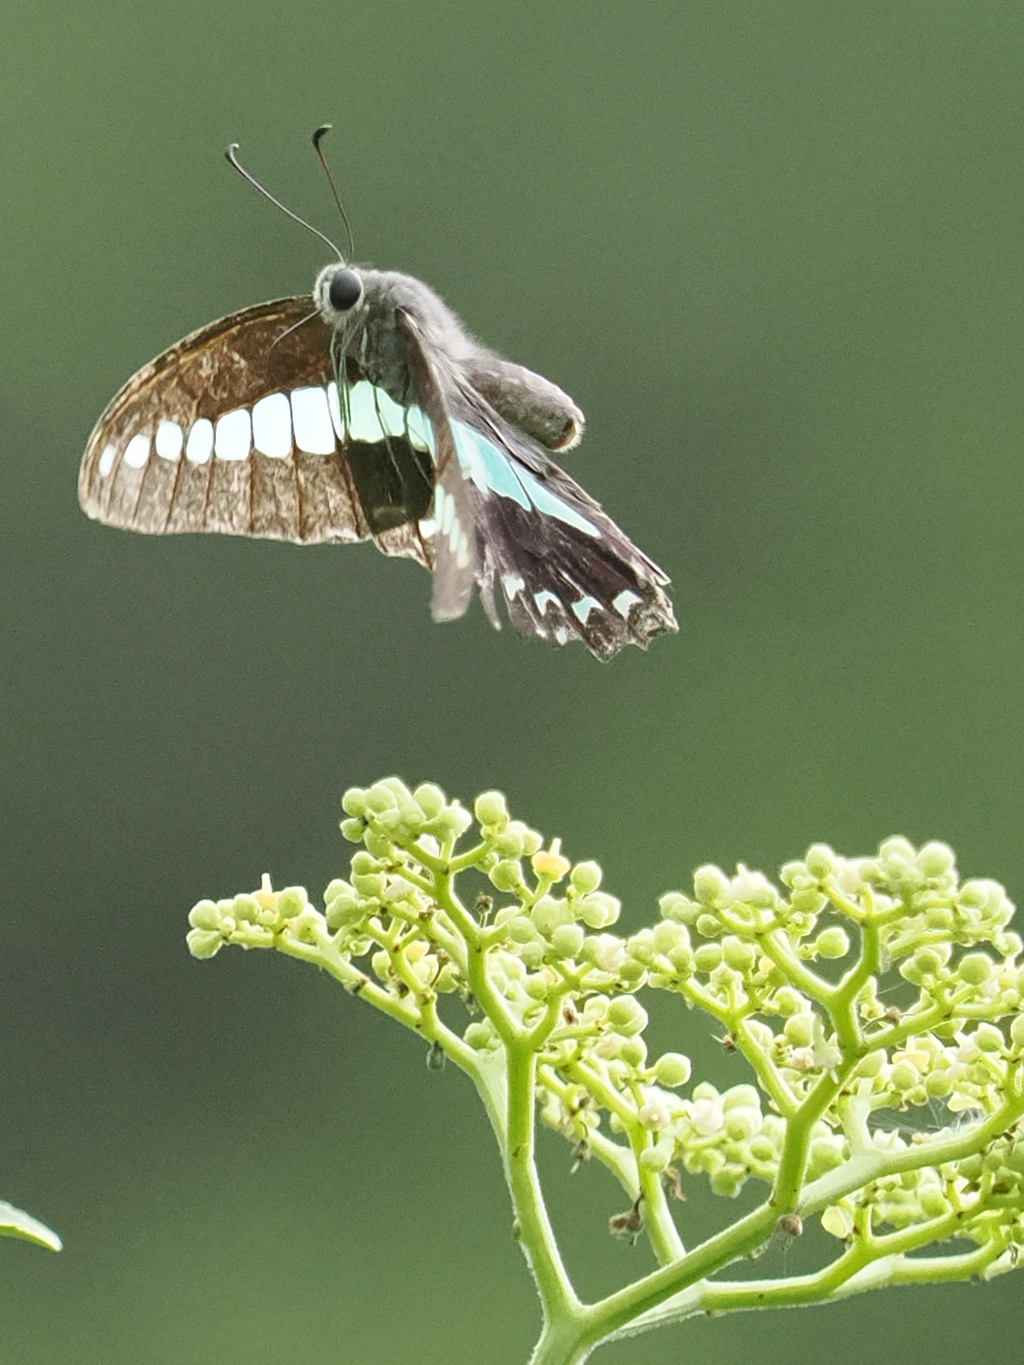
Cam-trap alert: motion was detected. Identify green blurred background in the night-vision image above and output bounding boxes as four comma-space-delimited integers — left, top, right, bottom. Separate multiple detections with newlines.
3, 1, 1024, 1360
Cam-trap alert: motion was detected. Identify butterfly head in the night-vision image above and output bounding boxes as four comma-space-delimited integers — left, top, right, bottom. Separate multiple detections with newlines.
314, 263, 365, 327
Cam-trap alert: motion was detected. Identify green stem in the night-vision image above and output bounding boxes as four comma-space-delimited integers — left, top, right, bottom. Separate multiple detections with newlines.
505, 1040, 579, 1319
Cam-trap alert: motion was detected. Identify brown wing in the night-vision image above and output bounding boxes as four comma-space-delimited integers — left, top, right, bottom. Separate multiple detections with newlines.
78, 297, 432, 564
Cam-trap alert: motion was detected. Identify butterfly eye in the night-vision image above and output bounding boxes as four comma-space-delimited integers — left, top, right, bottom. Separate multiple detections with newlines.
328, 268, 363, 312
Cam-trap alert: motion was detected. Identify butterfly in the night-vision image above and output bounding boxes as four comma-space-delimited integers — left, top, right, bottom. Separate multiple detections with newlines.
78, 142, 677, 660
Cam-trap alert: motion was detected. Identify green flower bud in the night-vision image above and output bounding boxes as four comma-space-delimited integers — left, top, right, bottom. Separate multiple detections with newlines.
693, 865, 729, 906
916, 841, 955, 878
627, 930, 655, 963
351, 873, 385, 898
570, 861, 602, 894
524, 974, 548, 1000
413, 783, 446, 819
531, 896, 573, 937
521, 827, 544, 857
958, 1153, 983, 1182
924, 1069, 953, 1098
855, 1050, 886, 1078
464, 1022, 494, 1050
774, 987, 805, 1017
652, 921, 690, 955
229, 895, 259, 923
725, 1108, 759, 1141
722, 1085, 761, 1112
639, 1146, 670, 1173
655, 1052, 692, 1087
620, 1037, 647, 1068
695, 913, 722, 939
364, 830, 394, 860
808, 1138, 845, 1174
959, 953, 994, 986
905, 947, 944, 981
341, 787, 368, 816
710, 1165, 745, 1197
805, 844, 838, 879
474, 790, 508, 827
878, 836, 917, 865
668, 944, 694, 973
325, 895, 364, 929
722, 936, 756, 972
364, 784, 398, 814
890, 1062, 918, 1091
379, 777, 413, 804
520, 942, 545, 970
188, 900, 222, 931
1009, 1015, 1024, 1050
489, 859, 523, 892
425, 802, 473, 842
693, 944, 723, 973
507, 915, 539, 944
278, 887, 307, 918
577, 891, 621, 929
493, 827, 526, 858
790, 887, 827, 914
549, 923, 585, 958
784, 1013, 815, 1048
821, 1205, 854, 1239
187, 928, 224, 959
350, 851, 379, 874
746, 1136, 775, 1165
974, 1022, 1005, 1053
340, 818, 366, 842
918, 1188, 952, 1218
815, 927, 850, 959
607, 996, 648, 1036
658, 891, 700, 924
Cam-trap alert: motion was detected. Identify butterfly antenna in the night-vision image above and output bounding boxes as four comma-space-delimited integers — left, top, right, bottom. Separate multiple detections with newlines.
311, 125, 356, 263
225, 143, 343, 261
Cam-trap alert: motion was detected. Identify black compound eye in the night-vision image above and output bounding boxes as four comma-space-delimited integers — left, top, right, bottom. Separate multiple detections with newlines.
328, 268, 363, 312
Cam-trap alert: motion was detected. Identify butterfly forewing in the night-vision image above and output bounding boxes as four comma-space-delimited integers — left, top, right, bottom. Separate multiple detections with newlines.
79, 299, 433, 564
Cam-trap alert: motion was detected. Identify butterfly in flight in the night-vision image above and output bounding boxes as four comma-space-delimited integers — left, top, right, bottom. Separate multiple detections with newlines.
78, 132, 677, 660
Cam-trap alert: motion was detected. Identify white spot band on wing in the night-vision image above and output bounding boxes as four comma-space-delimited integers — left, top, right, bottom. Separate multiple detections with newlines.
436, 487, 456, 536
98, 444, 117, 477
155, 421, 183, 461
123, 433, 150, 469
571, 595, 601, 624
612, 589, 642, 618
291, 387, 336, 455
345, 381, 406, 443
186, 419, 214, 465
215, 408, 252, 461
252, 393, 293, 458
405, 406, 435, 456
534, 590, 560, 615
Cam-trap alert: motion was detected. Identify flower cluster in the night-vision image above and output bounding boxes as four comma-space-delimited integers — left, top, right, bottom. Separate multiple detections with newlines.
187, 782, 1024, 1265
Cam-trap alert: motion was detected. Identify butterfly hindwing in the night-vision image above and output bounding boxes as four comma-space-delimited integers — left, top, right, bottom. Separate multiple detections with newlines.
396, 310, 676, 658
78, 298, 433, 565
